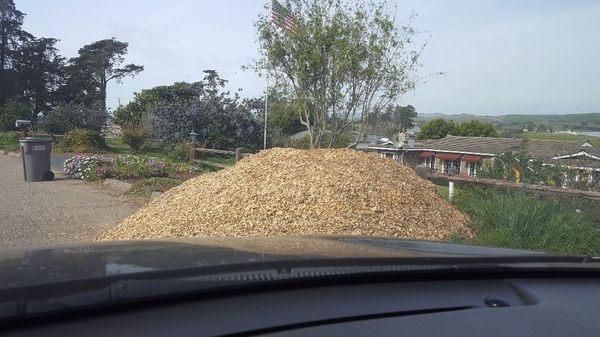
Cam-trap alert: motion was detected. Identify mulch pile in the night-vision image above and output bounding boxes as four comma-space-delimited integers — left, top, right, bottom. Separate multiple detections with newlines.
98, 148, 473, 241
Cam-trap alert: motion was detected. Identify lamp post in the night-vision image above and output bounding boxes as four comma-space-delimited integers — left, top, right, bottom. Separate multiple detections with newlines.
189, 131, 198, 144
188, 131, 198, 163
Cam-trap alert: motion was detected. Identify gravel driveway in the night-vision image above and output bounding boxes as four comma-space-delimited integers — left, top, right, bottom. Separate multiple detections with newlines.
0, 154, 140, 248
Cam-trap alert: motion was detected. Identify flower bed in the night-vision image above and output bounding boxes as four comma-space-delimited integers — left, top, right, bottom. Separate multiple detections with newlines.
63, 154, 199, 181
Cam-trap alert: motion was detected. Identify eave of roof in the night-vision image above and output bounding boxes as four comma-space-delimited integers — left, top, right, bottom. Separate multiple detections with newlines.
404, 148, 497, 156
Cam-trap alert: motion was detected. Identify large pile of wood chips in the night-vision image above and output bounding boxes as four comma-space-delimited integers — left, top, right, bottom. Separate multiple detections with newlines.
99, 148, 473, 241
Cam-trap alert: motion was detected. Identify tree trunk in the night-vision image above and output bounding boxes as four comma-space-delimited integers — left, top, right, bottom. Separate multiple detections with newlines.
0, 33, 6, 70
100, 72, 107, 112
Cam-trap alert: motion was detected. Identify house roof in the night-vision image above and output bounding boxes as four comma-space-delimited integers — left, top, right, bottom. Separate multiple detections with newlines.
545, 158, 600, 170
421, 135, 600, 158
421, 136, 522, 155
522, 139, 600, 159
417, 135, 600, 170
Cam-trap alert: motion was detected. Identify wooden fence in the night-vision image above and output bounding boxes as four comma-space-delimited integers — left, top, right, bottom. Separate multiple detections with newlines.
188, 143, 253, 169
428, 173, 600, 201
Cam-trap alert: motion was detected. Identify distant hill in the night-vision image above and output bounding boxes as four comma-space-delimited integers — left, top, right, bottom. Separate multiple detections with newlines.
416, 113, 600, 131
416, 113, 501, 124
501, 113, 600, 124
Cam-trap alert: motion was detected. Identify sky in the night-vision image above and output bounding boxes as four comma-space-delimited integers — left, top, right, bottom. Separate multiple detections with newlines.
17, 0, 600, 115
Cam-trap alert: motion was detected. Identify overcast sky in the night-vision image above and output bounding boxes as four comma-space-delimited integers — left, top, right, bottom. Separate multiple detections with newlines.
18, 0, 600, 115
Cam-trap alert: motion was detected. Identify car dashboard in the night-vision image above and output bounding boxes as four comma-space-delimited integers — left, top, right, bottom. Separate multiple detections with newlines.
3, 277, 600, 336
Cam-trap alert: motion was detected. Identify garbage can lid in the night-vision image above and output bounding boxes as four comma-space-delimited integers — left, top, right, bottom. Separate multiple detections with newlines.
19, 137, 52, 143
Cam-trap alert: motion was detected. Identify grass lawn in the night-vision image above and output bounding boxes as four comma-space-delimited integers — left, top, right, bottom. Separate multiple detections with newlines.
126, 177, 183, 200
432, 179, 462, 202
524, 132, 600, 147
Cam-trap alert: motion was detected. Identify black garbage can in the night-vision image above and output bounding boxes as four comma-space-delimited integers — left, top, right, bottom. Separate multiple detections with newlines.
19, 137, 54, 182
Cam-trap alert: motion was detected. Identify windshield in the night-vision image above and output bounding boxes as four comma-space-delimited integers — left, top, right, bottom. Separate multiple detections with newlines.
0, 0, 599, 279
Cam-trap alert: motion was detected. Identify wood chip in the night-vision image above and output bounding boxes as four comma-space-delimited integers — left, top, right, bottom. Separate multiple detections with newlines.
98, 148, 473, 241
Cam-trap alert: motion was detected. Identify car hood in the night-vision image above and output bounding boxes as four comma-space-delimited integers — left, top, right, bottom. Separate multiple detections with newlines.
0, 236, 545, 289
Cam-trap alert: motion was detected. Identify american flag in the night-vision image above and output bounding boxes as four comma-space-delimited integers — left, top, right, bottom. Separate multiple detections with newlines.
270, 0, 296, 31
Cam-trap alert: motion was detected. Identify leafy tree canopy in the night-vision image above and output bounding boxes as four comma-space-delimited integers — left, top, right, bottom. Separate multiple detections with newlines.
152, 71, 263, 150
114, 82, 201, 126
39, 101, 108, 134
455, 120, 499, 137
367, 104, 417, 139
1, 1, 144, 128
255, 0, 424, 148
67, 38, 143, 111
418, 118, 498, 139
0, 99, 29, 131
417, 118, 456, 140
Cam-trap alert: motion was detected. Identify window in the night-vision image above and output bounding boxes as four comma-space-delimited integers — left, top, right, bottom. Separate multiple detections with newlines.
444, 160, 460, 175
443, 160, 451, 174
467, 161, 475, 176
424, 157, 434, 171
452, 160, 461, 175
467, 161, 480, 177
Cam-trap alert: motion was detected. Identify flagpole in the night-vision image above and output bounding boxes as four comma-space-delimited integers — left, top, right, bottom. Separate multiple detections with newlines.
264, 72, 268, 150
263, 0, 271, 151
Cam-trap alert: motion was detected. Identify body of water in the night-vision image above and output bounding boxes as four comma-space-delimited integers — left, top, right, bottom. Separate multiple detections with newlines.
576, 131, 600, 137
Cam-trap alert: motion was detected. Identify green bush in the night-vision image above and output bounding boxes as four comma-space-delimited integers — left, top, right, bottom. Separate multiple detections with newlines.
113, 155, 167, 179
0, 131, 19, 145
452, 186, 600, 255
0, 131, 20, 151
121, 123, 151, 151
58, 129, 109, 153
166, 142, 190, 162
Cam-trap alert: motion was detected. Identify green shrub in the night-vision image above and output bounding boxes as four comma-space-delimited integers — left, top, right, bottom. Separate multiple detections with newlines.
166, 142, 190, 162
0, 131, 20, 151
452, 186, 600, 255
113, 155, 167, 179
58, 129, 109, 153
0, 132, 19, 145
121, 123, 151, 151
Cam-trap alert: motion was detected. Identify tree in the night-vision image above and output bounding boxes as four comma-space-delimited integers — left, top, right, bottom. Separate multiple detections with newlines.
250, 87, 304, 147
0, 0, 33, 104
455, 120, 498, 137
537, 124, 547, 133
255, 0, 423, 148
40, 101, 108, 134
418, 118, 498, 139
366, 104, 417, 139
14, 37, 65, 122
68, 38, 143, 112
0, 0, 32, 70
395, 105, 418, 133
152, 71, 263, 150
417, 118, 456, 140
114, 82, 200, 126
0, 99, 28, 131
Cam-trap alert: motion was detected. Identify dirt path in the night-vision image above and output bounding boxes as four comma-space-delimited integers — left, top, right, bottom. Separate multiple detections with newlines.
0, 154, 140, 248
